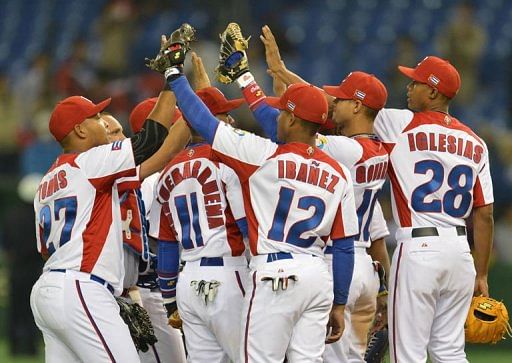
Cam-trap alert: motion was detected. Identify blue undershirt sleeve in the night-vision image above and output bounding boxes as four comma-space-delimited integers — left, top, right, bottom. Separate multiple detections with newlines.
169, 76, 219, 144
331, 236, 355, 305
253, 103, 280, 143
157, 240, 180, 303
235, 217, 248, 239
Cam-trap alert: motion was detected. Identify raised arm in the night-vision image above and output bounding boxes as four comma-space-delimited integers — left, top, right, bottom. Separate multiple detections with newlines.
260, 25, 308, 86
213, 23, 281, 142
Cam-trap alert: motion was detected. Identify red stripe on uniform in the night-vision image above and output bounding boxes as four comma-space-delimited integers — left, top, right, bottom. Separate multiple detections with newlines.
392, 243, 404, 363
222, 181, 245, 256
472, 175, 488, 208
244, 272, 257, 363
211, 151, 260, 254
75, 280, 115, 362
387, 163, 411, 227
80, 191, 113, 273
235, 270, 246, 297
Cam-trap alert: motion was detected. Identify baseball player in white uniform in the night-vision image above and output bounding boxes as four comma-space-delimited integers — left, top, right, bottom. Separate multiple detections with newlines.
31, 85, 189, 362
237, 69, 391, 362
167, 57, 358, 361
234, 28, 393, 360
104, 107, 188, 363
150, 86, 248, 363
374, 56, 494, 362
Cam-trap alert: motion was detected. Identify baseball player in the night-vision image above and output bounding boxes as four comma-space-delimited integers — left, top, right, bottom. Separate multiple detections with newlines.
150, 83, 249, 363
104, 109, 188, 363
30, 81, 189, 361
241, 25, 392, 362
373, 56, 494, 362
156, 44, 359, 361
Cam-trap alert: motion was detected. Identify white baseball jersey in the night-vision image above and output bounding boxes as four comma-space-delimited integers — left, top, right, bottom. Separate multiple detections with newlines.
208, 123, 358, 256
149, 143, 246, 261
374, 109, 493, 228
141, 172, 159, 219
316, 134, 389, 247
34, 140, 139, 294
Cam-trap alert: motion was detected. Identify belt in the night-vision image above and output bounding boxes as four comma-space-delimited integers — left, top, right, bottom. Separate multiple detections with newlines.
411, 226, 466, 238
266, 252, 293, 262
50, 269, 115, 295
324, 245, 367, 255
199, 257, 225, 266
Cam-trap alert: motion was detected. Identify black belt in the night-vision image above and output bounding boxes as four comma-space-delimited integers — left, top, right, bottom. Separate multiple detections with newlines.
411, 226, 466, 238
50, 269, 115, 295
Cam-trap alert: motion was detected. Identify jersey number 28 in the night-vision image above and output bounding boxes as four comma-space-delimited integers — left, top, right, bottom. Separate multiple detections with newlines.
411, 160, 473, 217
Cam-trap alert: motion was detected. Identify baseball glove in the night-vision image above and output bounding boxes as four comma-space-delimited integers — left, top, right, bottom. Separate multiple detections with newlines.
364, 326, 388, 363
145, 23, 196, 74
465, 296, 512, 344
215, 22, 251, 84
116, 297, 158, 352
168, 309, 183, 329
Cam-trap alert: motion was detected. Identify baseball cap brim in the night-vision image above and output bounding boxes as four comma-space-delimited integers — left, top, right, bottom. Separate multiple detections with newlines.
265, 96, 286, 110
215, 98, 244, 114
322, 85, 352, 100
398, 66, 420, 82
90, 98, 112, 118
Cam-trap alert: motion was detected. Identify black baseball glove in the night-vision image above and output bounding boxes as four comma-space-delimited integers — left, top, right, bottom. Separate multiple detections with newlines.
145, 23, 196, 75
364, 326, 388, 363
116, 297, 158, 352
215, 22, 251, 84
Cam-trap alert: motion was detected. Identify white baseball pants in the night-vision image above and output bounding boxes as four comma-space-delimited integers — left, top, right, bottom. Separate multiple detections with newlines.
389, 227, 475, 363
138, 288, 187, 363
30, 269, 139, 363
177, 256, 249, 363
242, 253, 333, 363
324, 247, 380, 363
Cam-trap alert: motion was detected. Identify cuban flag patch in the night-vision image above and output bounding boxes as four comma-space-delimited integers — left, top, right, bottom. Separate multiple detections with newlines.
354, 90, 366, 100
428, 74, 440, 86
112, 140, 123, 150
286, 100, 296, 111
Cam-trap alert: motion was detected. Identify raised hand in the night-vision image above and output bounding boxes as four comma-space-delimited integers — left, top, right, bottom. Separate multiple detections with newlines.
191, 52, 212, 90
260, 25, 285, 74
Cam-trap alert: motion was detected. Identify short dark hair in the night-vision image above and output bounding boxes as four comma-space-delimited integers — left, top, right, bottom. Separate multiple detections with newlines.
297, 117, 321, 136
363, 106, 378, 120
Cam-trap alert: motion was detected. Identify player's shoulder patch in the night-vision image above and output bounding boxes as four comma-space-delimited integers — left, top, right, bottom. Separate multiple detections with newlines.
232, 128, 247, 136
111, 140, 123, 150
316, 134, 328, 149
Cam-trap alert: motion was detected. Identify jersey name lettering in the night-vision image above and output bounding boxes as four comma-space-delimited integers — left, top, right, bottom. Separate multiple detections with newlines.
277, 160, 340, 194
355, 161, 388, 184
407, 132, 483, 163
158, 160, 224, 228
38, 170, 68, 201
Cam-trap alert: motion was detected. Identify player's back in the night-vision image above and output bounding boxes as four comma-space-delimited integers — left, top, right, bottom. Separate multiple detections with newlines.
245, 142, 356, 256
317, 134, 388, 245
375, 109, 493, 228
34, 140, 139, 292
153, 144, 245, 261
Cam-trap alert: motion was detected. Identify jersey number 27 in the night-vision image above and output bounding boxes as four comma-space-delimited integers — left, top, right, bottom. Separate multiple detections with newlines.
39, 197, 77, 255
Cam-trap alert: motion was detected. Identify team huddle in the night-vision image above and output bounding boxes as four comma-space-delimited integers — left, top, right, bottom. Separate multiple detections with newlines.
30, 21, 501, 363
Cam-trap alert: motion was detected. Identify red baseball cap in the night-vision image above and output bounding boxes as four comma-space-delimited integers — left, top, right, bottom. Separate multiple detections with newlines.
129, 98, 182, 133
323, 71, 388, 110
196, 87, 244, 115
266, 83, 328, 124
49, 96, 111, 142
398, 56, 461, 98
